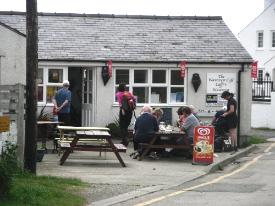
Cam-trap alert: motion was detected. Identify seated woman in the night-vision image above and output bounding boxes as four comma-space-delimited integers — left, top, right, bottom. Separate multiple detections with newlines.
152, 107, 163, 124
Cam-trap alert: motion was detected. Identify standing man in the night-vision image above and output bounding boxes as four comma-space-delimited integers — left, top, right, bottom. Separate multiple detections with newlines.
53, 80, 72, 125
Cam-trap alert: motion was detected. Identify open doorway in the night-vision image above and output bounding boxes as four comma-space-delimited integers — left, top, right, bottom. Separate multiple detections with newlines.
68, 68, 82, 126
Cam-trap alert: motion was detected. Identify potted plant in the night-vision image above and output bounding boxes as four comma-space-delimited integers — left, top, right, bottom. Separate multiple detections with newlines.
36, 148, 46, 162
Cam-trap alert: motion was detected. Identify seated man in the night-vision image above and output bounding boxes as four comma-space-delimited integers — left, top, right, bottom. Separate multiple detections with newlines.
133, 105, 160, 158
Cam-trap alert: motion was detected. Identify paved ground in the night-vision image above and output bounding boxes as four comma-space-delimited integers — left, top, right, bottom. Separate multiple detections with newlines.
37, 140, 257, 206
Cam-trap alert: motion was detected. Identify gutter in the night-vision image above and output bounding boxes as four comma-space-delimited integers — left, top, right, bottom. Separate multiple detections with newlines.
237, 64, 245, 146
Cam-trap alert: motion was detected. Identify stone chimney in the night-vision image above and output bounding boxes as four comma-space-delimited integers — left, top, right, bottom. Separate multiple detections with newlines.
264, 0, 275, 9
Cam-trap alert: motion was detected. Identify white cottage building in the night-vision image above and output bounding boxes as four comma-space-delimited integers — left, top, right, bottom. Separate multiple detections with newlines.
0, 12, 253, 140
239, 0, 275, 128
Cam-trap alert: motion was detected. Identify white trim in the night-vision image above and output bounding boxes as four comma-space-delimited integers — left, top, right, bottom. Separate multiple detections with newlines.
114, 67, 186, 105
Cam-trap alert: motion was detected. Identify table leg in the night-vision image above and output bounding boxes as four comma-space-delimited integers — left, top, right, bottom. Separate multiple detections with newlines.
138, 136, 158, 161
106, 137, 126, 167
59, 137, 78, 165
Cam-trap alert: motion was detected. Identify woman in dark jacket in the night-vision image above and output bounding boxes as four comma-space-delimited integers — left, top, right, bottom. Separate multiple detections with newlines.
221, 91, 238, 151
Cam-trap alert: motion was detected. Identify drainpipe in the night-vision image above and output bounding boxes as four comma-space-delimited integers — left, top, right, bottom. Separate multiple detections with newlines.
237, 64, 245, 147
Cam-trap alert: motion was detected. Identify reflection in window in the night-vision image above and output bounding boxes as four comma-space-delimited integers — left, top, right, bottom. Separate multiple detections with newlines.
37, 86, 43, 102
151, 87, 167, 103
133, 87, 148, 103
170, 87, 184, 102
116, 70, 129, 84
152, 70, 166, 83
48, 69, 63, 83
171, 70, 184, 85
134, 70, 148, 83
46, 86, 61, 103
37, 68, 43, 84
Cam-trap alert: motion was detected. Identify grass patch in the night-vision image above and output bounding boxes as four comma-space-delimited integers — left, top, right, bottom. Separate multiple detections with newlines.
0, 173, 89, 206
249, 136, 267, 144
252, 127, 275, 131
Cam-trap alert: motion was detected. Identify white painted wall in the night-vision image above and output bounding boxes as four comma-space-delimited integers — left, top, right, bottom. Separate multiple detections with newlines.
93, 63, 252, 136
0, 25, 26, 85
251, 92, 275, 129
238, 2, 275, 79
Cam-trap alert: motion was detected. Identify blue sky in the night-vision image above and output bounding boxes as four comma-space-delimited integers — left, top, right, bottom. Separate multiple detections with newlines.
1, 0, 264, 36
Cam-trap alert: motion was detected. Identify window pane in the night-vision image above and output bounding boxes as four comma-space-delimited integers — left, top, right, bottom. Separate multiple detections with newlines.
133, 87, 148, 103
152, 70, 166, 83
48, 69, 63, 83
272, 32, 275, 48
151, 87, 167, 103
46, 86, 62, 103
37, 68, 43, 84
134, 70, 148, 83
37, 86, 43, 102
170, 87, 184, 103
171, 70, 184, 85
258, 32, 263, 48
116, 70, 129, 84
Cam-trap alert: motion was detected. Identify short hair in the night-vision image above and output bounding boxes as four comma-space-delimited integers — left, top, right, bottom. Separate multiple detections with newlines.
177, 106, 191, 115
142, 104, 152, 113
118, 83, 126, 92
63, 80, 70, 87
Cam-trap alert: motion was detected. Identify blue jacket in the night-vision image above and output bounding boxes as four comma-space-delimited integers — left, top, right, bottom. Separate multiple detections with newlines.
134, 113, 159, 140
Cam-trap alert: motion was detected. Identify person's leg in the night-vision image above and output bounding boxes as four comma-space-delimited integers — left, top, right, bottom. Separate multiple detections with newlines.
229, 128, 237, 151
119, 109, 129, 146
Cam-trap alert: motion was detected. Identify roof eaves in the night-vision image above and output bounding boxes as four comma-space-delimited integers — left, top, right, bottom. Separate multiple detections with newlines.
0, 20, 26, 37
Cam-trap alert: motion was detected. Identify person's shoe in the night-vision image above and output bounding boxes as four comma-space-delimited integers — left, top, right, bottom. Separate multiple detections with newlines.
121, 139, 129, 147
148, 152, 160, 160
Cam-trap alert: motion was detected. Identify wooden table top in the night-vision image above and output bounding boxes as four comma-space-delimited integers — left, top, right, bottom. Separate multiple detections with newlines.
37, 121, 63, 125
57, 125, 110, 131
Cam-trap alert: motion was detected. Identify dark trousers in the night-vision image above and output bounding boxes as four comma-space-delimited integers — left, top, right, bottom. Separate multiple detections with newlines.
58, 113, 71, 126
134, 135, 163, 155
119, 109, 132, 142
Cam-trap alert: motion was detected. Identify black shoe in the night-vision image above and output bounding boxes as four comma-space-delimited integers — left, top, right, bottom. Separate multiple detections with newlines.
121, 139, 129, 147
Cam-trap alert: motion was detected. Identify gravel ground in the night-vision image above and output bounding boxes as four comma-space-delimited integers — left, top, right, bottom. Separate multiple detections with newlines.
80, 183, 146, 203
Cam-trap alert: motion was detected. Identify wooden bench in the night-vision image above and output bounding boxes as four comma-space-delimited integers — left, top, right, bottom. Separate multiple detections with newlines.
58, 129, 127, 167
138, 131, 192, 161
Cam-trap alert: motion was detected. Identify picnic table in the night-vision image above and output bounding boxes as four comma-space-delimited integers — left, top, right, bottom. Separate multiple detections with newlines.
57, 126, 127, 167
138, 130, 191, 161
37, 121, 63, 153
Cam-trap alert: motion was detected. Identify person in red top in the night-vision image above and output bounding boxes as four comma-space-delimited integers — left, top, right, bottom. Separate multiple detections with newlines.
116, 83, 136, 146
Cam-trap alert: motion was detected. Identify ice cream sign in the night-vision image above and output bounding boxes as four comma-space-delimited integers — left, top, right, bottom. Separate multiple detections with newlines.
207, 73, 236, 94
193, 126, 214, 165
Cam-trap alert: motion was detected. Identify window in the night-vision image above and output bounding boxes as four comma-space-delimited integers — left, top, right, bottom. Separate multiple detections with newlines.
272, 31, 275, 48
37, 67, 68, 104
257, 31, 264, 48
258, 69, 263, 84
114, 68, 185, 104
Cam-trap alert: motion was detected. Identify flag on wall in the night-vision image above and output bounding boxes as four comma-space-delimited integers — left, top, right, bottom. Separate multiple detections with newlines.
251, 61, 258, 78
179, 61, 187, 79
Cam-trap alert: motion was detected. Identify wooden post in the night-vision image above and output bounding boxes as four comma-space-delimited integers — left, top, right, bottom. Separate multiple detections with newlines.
24, 0, 38, 174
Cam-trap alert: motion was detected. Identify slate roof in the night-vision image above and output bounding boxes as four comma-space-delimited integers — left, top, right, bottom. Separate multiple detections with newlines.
0, 11, 252, 63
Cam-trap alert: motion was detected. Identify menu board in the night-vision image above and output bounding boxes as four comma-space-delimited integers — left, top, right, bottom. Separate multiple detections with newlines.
207, 73, 236, 94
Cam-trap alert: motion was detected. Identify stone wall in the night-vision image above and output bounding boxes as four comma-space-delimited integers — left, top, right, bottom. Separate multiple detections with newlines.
0, 84, 25, 163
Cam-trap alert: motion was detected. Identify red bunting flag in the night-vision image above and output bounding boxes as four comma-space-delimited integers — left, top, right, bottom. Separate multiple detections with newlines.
107, 60, 112, 77
179, 61, 187, 79
251, 61, 258, 78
